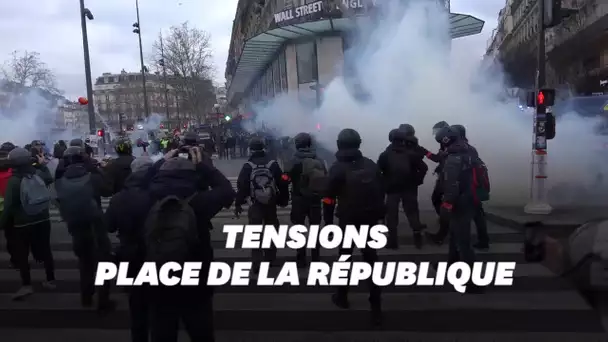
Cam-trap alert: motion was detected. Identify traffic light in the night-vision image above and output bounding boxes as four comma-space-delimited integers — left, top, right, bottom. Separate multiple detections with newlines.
97, 129, 104, 137
224, 115, 231, 121
160, 124, 164, 129
526, 88, 555, 107
78, 97, 88, 105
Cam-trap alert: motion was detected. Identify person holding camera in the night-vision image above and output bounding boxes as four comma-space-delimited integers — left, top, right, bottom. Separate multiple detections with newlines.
105, 145, 234, 341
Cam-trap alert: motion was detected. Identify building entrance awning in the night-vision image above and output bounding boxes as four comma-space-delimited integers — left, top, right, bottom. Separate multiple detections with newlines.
450, 13, 484, 39
228, 14, 484, 102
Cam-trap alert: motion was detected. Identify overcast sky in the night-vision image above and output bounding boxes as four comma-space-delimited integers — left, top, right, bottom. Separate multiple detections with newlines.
0, 0, 504, 100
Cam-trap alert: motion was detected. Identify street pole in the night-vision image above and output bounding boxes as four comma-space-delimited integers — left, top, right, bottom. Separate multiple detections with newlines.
159, 31, 170, 119
135, 0, 149, 118
79, 0, 96, 135
175, 93, 180, 128
525, 0, 552, 214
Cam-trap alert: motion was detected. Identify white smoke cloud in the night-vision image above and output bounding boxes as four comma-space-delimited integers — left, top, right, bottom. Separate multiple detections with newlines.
245, 0, 606, 208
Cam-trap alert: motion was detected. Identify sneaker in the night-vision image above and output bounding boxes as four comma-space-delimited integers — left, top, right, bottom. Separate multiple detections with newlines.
12, 286, 33, 300
41, 281, 57, 290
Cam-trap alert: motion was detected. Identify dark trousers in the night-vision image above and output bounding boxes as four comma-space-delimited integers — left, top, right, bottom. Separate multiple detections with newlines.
68, 220, 112, 305
336, 219, 381, 306
473, 203, 489, 246
431, 180, 450, 238
13, 220, 55, 286
447, 207, 476, 265
386, 187, 422, 244
291, 196, 321, 262
248, 202, 279, 262
4, 223, 16, 266
150, 296, 214, 342
129, 286, 150, 342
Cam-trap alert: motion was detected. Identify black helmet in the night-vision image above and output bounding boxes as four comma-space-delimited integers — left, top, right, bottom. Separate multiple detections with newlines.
388, 129, 399, 143
63, 146, 86, 165
392, 129, 409, 144
114, 138, 132, 155
294, 132, 312, 149
435, 126, 459, 146
249, 135, 266, 152
398, 124, 415, 136
0, 142, 15, 154
69, 138, 85, 148
337, 128, 361, 150
8, 147, 31, 166
183, 132, 198, 146
432, 121, 449, 135
451, 124, 466, 139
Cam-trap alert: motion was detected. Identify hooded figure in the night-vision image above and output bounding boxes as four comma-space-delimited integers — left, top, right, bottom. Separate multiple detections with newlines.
377, 129, 427, 249
0, 147, 55, 300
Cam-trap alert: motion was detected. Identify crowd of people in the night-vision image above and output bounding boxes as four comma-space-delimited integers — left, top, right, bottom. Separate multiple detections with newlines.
0, 121, 491, 341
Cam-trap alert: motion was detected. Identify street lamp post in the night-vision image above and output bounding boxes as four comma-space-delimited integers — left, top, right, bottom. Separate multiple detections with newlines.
158, 31, 170, 120
79, 0, 96, 134
132, 0, 149, 118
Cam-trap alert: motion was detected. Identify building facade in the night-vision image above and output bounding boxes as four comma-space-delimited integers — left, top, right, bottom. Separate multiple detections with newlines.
56, 101, 90, 135
488, 0, 608, 95
93, 70, 193, 131
225, 0, 483, 118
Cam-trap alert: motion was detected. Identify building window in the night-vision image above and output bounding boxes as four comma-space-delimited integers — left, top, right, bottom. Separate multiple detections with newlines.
278, 48, 288, 91
296, 41, 318, 84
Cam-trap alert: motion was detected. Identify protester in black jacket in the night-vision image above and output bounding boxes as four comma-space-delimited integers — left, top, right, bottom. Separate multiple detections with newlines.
322, 128, 383, 325
283, 132, 330, 267
235, 136, 288, 269
102, 138, 135, 195
106, 148, 234, 342
377, 129, 427, 249
451, 124, 489, 250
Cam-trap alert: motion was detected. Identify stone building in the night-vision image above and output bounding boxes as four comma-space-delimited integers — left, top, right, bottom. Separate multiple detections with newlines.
487, 0, 608, 95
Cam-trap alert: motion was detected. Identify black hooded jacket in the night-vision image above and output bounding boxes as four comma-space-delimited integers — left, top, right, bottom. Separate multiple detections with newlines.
325, 148, 384, 221
235, 151, 289, 207
105, 159, 235, 297
284, 147, 327, 198
103, 154, 135, 195
441, 140, 475, 208
377, 139, 428, 192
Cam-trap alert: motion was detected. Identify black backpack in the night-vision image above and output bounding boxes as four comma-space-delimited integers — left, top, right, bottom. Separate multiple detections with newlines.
387, 150, 411, 185
56, 171, 102, 224
144, 194, 198, 264
343, 160, 385, 221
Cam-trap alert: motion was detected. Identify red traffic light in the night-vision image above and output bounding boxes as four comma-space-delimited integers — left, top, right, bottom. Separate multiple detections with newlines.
537, 91, 545, 105
97, 129, 104, 137
78, 97, 88, 105
160, 124, 164, 129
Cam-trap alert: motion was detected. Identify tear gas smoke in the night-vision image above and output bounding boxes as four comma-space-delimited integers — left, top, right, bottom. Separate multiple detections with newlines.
128, 113, 166, 159
247, 0, 605, 207
0, 89, 74, 146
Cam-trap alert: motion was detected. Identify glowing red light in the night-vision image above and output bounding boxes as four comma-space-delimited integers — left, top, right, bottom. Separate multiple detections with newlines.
97, 129, 103, 137
537, 91, 545, 105
78, 97, 88, 105
160, 124, 164, 129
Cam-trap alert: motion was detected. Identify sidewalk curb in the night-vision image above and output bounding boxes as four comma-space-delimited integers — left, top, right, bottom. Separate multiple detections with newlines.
485, 211, 589, 238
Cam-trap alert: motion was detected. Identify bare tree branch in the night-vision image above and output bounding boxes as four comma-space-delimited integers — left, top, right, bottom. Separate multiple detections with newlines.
1, 50, 60, 94
150, 22, 215, 122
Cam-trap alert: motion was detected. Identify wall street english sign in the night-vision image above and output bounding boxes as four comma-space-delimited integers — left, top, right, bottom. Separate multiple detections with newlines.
272, 0, 383, 27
